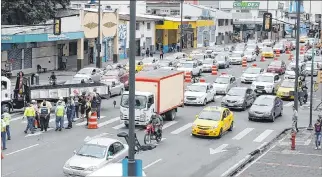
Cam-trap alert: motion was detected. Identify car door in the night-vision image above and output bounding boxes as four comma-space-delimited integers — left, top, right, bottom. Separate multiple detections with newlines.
223, 110, 232, 131
110, 81, 117, 95
114, 80, 122, 94
193, 63, 198, 75
244, 89, 251, 106
112, 142, 126, 162
209, 84, 216, 99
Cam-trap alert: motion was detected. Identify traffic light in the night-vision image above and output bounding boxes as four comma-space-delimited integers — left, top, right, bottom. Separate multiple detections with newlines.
54, 18, 61, 35
318, 71, 322, 83
263, 13, 272, 32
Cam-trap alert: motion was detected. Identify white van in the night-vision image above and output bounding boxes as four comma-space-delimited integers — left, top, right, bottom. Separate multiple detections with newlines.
86, 163, 146, 177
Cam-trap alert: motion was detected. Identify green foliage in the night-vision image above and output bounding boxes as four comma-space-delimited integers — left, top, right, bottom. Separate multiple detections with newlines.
1, 0, 70, 25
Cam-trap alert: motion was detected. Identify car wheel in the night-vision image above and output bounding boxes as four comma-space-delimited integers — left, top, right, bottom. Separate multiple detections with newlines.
271, 113, 275, 122
228, 121, 233, 131
203, 99, 207, 106
248, 117, 253, 121
218, 128, 223, 138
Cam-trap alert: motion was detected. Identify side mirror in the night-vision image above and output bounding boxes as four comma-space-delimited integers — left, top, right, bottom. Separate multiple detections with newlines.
73, 150, 77, 154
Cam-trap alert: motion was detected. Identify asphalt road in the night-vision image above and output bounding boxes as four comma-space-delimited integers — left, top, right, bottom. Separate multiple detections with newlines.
2, 48, 322, 177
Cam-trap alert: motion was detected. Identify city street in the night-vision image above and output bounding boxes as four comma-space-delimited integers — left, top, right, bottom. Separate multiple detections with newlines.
2, 50, 321, 177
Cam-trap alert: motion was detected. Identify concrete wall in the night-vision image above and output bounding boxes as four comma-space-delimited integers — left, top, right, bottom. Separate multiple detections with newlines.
61, 16, 82, 33
126, 21, 155, 49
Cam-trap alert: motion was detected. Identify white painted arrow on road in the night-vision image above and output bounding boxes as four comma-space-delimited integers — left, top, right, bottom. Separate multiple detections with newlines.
209, 144, 229, 155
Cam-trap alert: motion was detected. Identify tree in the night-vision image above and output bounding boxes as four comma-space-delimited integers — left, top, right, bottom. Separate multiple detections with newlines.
1, 0, 70, 25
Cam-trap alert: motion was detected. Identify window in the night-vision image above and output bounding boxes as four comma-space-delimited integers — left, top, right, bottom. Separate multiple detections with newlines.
1, 81, 7, 89
147, 22, 151, 30
136, 23, 140, 30
69, 41, 77, 56
241, 10, 250, 13
218, 19, 224, 26
113, 142, 124, 154
225, 19, 228, 26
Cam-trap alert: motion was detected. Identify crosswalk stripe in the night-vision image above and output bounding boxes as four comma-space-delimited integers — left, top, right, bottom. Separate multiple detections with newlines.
76, 116, 106, 126
25, 128, 54, 137
232, 128, 254, 140
171, 123, 193, 135
112, 124, 125, 130
253, 129, 274, 143
98, 117, 120, 127
162, 121, 178, 130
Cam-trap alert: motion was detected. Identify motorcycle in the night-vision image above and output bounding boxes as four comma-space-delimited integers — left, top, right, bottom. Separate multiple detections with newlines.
49, 77, 57, 86
144, 124, 162, 144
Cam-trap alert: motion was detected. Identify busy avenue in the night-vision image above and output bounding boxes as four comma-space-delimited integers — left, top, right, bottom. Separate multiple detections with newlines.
2, 36, 322, 177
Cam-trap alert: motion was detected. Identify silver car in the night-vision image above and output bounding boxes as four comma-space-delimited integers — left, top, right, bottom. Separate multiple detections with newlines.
273, 43, 285, 53
215, 55, 230, 69
244, 50, 256, 62
63, 138, 129, 177
75, 67, 103, 83
230, 52, 244, 65
201, 58, 219, 72
101, 78, 125, 96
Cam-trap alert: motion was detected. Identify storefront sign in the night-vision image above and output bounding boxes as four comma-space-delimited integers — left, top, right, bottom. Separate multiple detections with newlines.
233, 2, 260, 9
47, 34, 70, 41
1, 36, 12, 41
178, 24, 192, 29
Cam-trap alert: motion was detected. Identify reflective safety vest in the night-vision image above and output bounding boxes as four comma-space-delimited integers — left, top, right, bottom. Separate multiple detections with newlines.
56, 105, 65, 117
2, 112, 10, 125
24, 107, 35, 117
1, 119, 6, 132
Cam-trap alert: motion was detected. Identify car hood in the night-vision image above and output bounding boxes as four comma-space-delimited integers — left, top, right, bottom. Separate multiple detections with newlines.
242, 73, 259, 78
68, 155, 104, 169
230, 57, 242, 60
213, 83, 228, 89
250, 105, 272, 113
253, 82, 273, 86
273, 47, 283, 50
194, 119, 219, 127
224, 95, 243, 101
278, 87, 294, 92
217, 60, 226, 64
244, 55, 253, 58
185, 91, 206, 97
177, 67, 193, 72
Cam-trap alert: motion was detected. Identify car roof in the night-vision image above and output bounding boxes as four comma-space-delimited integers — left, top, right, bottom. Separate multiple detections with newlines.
202, 106, 225, 112
86, 138, 119, 146
191, 83, 209, 86
218, 74, 233, 78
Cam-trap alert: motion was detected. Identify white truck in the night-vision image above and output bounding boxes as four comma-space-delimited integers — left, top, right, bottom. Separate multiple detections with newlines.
120, 70, 184, 127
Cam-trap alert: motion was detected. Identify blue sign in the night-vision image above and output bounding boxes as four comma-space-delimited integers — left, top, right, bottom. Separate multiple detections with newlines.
122, 159, 143, 176
1, 31, 84, 44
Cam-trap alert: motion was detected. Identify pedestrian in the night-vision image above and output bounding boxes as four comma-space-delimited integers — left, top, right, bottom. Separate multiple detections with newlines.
62, 54, 67, 70
24, 103, 35, 134
69, 94, 76, 122
80, 94, 86, 122
292, 105, 299, 132
41, 99, 52, 128
1, 116, 7, 150
93, 88, 101, 119
39, 102, 50, 132
31, 100, 40, 129
177, 41, 180, 52
314, 119, 321, 150
146, 48, 150, 57
74, 94, 80, 120
66, 98, 73, 129
141, 48, 146, 57
55, 101, 65, 131
2, 107, 11, 140
85, 97, 92, 126
160, 50, 163, 60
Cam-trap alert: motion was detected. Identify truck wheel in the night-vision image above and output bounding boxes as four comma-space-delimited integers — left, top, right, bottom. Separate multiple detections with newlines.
166, 109, 176, 121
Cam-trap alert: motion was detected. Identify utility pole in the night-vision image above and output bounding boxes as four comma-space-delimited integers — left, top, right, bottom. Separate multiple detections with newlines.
180, 0, 183, 52
96, 0, 102, 68
128, 0, 137, 176
294, 0, 301, 112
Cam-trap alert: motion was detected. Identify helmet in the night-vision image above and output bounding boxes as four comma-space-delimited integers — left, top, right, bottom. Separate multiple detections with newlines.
31, 100, 36, 103
57, 101, 62, 105
70, 94, 74, 97
59, 97, 63, 100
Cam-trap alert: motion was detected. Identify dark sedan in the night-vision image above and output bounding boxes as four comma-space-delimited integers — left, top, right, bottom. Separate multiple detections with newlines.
248, 95, 283, 122
266, 61, 286, 75
221, 87, 256, 110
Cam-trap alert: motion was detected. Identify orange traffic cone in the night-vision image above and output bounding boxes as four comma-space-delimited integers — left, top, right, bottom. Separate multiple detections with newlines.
286, 50, 290, 54
184, 72, 192, 83
199, 78, 205, 83
260, 56, 265, 62
88, 112, 98, 129
275, 50, 280, 57
242, 58, 247, 67
211, 65, 217, 75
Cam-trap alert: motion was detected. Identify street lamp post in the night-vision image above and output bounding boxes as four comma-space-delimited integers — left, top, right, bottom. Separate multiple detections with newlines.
96, 0, 102, 68
180, 0, 183, 52
128, 0, 137, 176
294, 0, 301, 112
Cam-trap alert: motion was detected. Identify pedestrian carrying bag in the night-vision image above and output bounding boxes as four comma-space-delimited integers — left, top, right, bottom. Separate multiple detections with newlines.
40, 107, 49, 115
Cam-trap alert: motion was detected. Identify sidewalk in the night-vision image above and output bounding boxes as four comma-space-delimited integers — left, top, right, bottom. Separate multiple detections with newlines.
239, 129, 322, 177
9, 47, 206, 86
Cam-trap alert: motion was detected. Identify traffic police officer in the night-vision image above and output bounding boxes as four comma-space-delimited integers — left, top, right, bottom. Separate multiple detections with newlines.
55, 101, 65, 131
24, 103, 35, 134
1, 116, 7, 150
2, 107, 11, 140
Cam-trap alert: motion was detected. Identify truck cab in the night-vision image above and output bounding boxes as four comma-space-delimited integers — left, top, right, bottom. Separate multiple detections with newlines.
120, 91, 155, 127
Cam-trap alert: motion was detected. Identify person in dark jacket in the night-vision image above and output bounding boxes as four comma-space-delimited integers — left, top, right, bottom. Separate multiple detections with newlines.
65, 98, 73, 129
80, 95, 86, 122
314, 119, 321, 150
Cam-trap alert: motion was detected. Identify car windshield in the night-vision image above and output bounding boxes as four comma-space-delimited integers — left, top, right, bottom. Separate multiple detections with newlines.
121, 94, 147, 109
269, 62, 281, 67
256, 75, 274, 83
78, 68, 94, 75
142, 58, 155, 63
263, 47, 272, 52
187, 85, 207, 92
198, 110, 221, 121
245, 68, 261, 74
253, 97, 274, 106
77, 144, 107, 159
234, 49, 244, 53
214, 77, 230, 84
227, 88, 246, 96
203, 59, 213, 64
215, 56, 225, 61
231, 53, 241, 57
245, 51, 253, 55
180, 63, 194, 68
258, 43, 264, 47
281, 81, 294, 88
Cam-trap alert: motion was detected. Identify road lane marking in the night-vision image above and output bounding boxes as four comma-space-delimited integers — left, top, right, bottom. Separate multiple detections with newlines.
162, 121, 178, 130
232, 128, 254, 140
10, 116, 24, 122
209, 144, 229, 155
171, 123, 193, 134
5, 144, 39, 156
253, 129, 274, 143
84, 133, 112, 141
76, 116, 106, 126
284, 102, 293, 107
143, 159, 162, 170
112, 124, 125, 130
98, 117, 119, 127
25, 128, 54, 137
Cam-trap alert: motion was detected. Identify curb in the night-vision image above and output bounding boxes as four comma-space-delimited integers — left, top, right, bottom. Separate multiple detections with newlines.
225, 127, 293, 177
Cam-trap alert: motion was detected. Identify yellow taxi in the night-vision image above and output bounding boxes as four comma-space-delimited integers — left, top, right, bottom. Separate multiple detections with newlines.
300, 36, 307, 43
125, 61, 144, 72
192, 106, 234, 138
261, 47, 274, 58
276, 79, 296, 100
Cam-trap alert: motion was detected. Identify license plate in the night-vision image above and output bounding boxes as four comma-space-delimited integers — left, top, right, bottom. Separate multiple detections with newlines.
257, 90, 263, 93
199, 130, 206, 134
228, 103, 234, 106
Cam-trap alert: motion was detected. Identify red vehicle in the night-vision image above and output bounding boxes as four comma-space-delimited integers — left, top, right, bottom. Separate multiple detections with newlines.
267, 61, 286, 75
102, 69, 129, 90
144, 124, 162, 144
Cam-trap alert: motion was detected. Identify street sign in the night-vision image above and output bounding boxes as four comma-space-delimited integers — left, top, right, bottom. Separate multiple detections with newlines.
233, 2, 260, 9
263, 13, 272, 32
53, 18, 61, 35
318, 71, 322, 83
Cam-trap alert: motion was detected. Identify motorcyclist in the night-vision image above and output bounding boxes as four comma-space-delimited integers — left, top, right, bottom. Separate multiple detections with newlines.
301, 84, 308, 104
49, 72, 57, 85
148, 113, 163, 136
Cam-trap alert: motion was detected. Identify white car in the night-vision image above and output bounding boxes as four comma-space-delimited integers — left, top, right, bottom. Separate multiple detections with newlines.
201, 58, 219, 72
215, 55, 230, 69
305, 62, 319, 76
65, 75, 94, 84
263, 39, 273, 47
86, 163, 146, 177
101, 78, 125, 96
273, 43, 285, 53
213, 74, 237, 95
190, 50, 205, 60
251, 73, 281, 94
75, 67, 103, 82
284, 70, 296, 79
184, 83, 216, 105
244, 50, 256, 62
177, 61, 202, 76
304, 49, 319, 60
63, 138, 129, 177
158, 60, 178, 70
241, 67, 264, 83
230, 52, 244, 65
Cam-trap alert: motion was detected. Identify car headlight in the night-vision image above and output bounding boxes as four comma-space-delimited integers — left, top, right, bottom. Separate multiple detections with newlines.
212, 125, 218, 129
86, 166, 98, 171
266, 85, 273, 89
192, 123, 197, 128
264, 112, 271, 116
140, 113, 146, 121
120, 112, 123, 118
237, 99, 244, 104
64, 163, 70, 168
